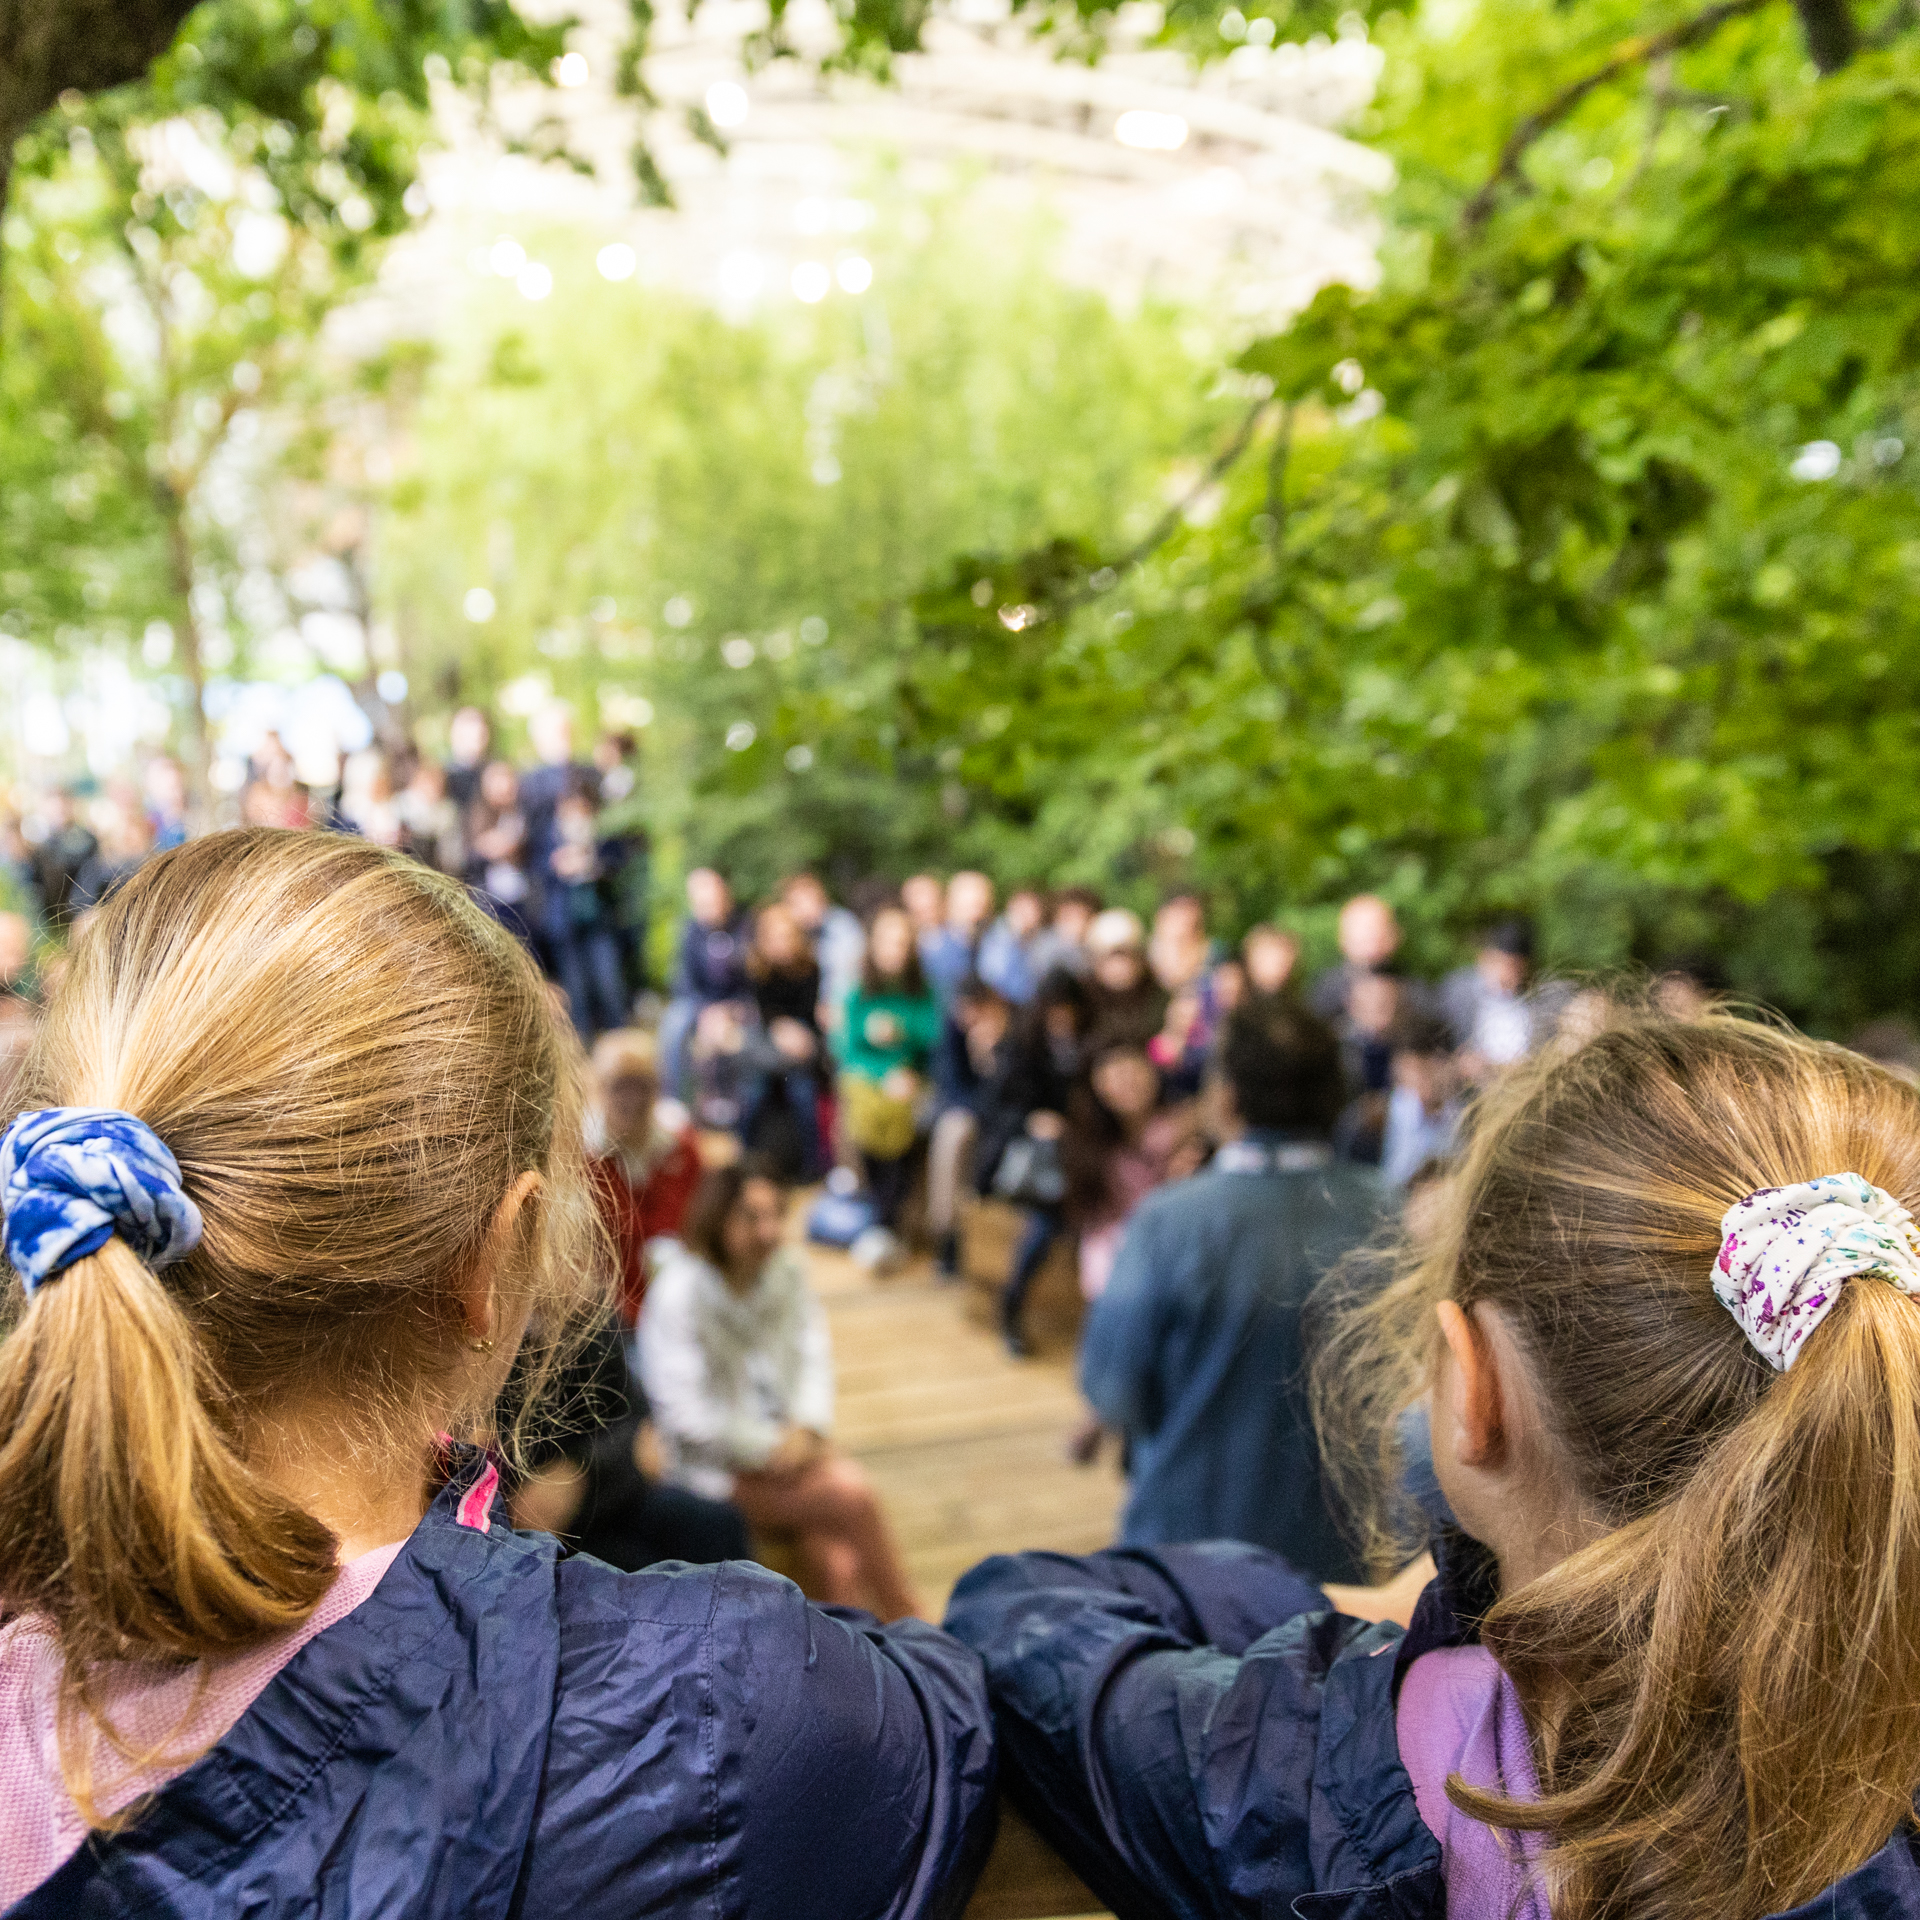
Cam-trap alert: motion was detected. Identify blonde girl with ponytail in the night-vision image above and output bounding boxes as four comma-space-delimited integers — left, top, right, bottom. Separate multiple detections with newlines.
948, 1011, 1920, 1920
0, 831, 993, 1920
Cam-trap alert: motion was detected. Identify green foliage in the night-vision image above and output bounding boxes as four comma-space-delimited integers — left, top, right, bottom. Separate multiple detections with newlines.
887, 0, 1920, 1028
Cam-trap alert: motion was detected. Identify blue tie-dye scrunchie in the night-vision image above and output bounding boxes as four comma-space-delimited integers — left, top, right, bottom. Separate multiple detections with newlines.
0, 1106, 204, 1297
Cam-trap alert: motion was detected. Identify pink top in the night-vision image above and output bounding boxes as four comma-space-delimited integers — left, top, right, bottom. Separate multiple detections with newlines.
0, 1541, 403, 1910
1395, 1644, 1549, 1920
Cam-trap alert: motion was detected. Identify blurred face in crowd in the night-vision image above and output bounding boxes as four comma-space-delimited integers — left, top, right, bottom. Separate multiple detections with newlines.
531, 704, 574, 767
686, 867, 732, 927
1150, 899, 1209, 993
756, 902, 808, 969
600, 1063, 659, 1145
902, 874, 944, 933
449, 707, 490, 765
1338, 894, 1400, 970
410, 761, 447, 802
145, 757, 187, 816
1005, 889, 1045, 940
1347, 971, 1401, 1037
1653, 970, 1712, 1022
948, 871, 994, 931
1395, 1046, 1460, 1117
1051, 895, 1095, 946
722, 1176, 788, 1281
1092, 944, 1145, 994
783, 874, 828, 931
1478, 945, 1529, 996
868, 907, 916, 979
1092, 1048, 1160, 1125
479, 760, 519, 810
1244, 926, 1299, 996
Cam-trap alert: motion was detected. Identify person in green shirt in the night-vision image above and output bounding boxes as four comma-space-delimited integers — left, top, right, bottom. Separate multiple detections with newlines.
838, 904, 941, 1236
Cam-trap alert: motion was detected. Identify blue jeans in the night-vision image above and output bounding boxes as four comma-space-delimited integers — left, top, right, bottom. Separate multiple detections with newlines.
552, 925, 629, 1041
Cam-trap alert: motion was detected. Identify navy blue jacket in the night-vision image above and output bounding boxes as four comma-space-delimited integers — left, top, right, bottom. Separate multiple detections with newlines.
12, 1452, 995, 1920
944, 1536, 1920, 1920
1078, 1137, 1382, 1583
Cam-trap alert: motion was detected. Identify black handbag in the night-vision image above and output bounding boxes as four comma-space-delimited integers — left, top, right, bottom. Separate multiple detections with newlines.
991, 1134, 1067, 1208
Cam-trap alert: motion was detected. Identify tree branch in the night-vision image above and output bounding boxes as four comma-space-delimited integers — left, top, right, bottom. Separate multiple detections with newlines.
1106, 394, 1274, 579
1462, 0, 1774, 228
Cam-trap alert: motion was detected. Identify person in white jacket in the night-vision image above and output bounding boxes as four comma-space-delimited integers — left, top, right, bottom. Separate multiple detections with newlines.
639, 1159, 923, 1619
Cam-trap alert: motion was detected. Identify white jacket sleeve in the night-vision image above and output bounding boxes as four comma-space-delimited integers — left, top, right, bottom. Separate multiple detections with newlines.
639, 1256, 783, 1470
787, 1261, 836, 1437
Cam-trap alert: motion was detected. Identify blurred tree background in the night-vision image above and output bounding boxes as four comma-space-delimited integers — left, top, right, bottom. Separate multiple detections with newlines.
3, 0, 1917, 1027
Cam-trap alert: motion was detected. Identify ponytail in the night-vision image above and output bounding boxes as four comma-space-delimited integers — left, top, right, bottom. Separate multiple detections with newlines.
0, 1239, 335, 1818
1314, 1013, 1920, 1920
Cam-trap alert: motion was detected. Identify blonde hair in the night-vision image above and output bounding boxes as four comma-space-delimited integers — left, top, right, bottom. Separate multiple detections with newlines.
591, 1026, 659, 1083
1313, 1013, 1920, 1919
0, 831, 603, 1815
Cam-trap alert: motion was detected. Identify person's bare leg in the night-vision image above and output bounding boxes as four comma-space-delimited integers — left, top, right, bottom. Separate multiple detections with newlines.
813, 1456, 923, 1622
796, 1532, 863, 1606
735, 1456, 923, 1621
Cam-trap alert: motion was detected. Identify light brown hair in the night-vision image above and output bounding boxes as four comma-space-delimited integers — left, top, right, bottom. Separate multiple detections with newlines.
1313, 1012, 1920, 1919
0, 830, 603, 1815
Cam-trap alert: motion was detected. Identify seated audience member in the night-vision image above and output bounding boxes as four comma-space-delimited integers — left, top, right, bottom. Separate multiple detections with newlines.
1077, 997, 1380, 1578
975, 970, 1096, 1356
901, 871, 946, 944
395, 757, 463, 875
949, 1015, 1920, 1920
1027, 885, 1102, 982
641, 1162, 923, 1620
782, 871, 865, 1032
1308, 891, 1403, 1022
975, 885, 1047, 1005
839, 905, 942, 1237
1082, 908, 1167, 1050
744, 900, 828, 1178
441, 704, 492, 814
660, 866, 748, 1098
463, 758, 535, 942
926, 976, 1013, 1277
1148, 893, 1212, 998
586, 1028, 703, 1327
29, 789, 98, 932
1441, 917, 1571, 1076
0, 832, 991, 1916
1379, 1013, 1466, 1189
71, 789, 153, 914
1242, 921, 1301, 1001
921, 870, 995, 1006
143, 755, 191, 850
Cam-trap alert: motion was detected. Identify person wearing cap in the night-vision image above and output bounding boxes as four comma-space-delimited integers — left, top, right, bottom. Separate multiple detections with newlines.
1439, 917, 1572, 1079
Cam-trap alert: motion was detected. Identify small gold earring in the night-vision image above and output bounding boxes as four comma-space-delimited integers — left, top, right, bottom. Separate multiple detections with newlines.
468, 1337, 496, 1354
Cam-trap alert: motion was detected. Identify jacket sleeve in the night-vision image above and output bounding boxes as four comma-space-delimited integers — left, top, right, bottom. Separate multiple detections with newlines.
1077, 1202, 1172, 1435
730, 1571, 999, 1919
943, 1545, 1369, 1920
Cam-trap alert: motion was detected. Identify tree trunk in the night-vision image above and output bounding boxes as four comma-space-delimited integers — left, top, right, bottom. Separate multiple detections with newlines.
163, 491, 212, 803
1793, 0, 1859, 70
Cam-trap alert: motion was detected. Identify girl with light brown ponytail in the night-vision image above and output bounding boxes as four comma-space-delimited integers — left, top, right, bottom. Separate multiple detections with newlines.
0, 831, 993, 1920
948, 1011, 1920, 1920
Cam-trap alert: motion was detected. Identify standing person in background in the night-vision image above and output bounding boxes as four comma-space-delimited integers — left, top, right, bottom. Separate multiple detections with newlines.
1028, 885, 1101, 981
839, 906, 941, 1241
1083, 909, 1168, 1051
1309, 892, 1406, 1023
660, 868, 747, 1100
926, 977, 1013, 1278
593, 729, 640, 804
1379, 1012, 1465, 1189
541, 781, 632, 1041
586, 1028, 702, 1329
921, 870, 995, 1006
1078, 997, 1380, 1578
745, 901, 828, 1179
976, 885, 1047, 1006
518, 705, 598, 977
1148, 894, 1212, 1000
395, 758, 462, 874
28, 790, 97, 933
442, 706, 492, 814
588, 732, 650, 996
901, 872, 945, 944
641, 1163, 924, 1620
142, 756, 191, 850
1441, 918, 1570, 1079
976, 970, 1096, 1358
0, 832, 992, 1917
463, 760, 535, 945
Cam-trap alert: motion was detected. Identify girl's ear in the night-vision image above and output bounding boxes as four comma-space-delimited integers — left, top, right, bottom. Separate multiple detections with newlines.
1436, 1298, 1507, 1468
459, 1170, 545, 1343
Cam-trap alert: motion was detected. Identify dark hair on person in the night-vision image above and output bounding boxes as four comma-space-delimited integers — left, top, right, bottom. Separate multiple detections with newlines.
1049, 885, 1103, 915
1311, 1013, 1920, 1920
1215, 998, 1344, 1134
1061, 1040, 1160, 1223
682, 1155, 788, 1270
1389, 1011, 1457, 1060
859, 905, 928, 999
